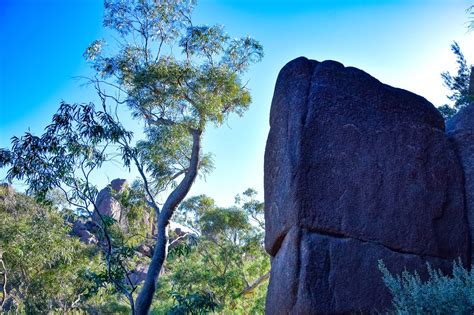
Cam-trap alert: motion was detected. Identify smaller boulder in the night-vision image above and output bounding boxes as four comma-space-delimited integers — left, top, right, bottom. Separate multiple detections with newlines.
0, 183, 14, 200
129, 262, 149, 285
71, 220, 98, 245
93, 178, 128, 224
137, 243, 153, 258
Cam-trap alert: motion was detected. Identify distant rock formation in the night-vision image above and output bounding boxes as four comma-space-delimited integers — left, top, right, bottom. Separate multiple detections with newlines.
73, 179, 193, 286
264, 57, 471, 313
0, 184, 14, 200
93, 178, 128, 225
71, 220, 97, 245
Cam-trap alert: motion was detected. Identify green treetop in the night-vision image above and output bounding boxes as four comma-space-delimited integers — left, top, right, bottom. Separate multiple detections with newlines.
0, 1, 263, 313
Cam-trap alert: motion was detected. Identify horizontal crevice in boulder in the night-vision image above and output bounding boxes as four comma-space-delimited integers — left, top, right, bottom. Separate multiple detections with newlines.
302, 227, 449, 260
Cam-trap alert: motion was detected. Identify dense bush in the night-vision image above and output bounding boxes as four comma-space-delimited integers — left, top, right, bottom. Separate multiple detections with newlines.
151, 190, 269, 313
379, 260, 474, 314
0, 186, 96, 313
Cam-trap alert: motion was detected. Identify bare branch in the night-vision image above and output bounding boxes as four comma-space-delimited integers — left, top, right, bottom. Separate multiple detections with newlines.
238, 272, 270, 297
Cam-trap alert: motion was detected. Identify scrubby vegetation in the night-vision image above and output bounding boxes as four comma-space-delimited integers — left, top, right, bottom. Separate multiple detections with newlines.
0, 0, 263, 312
0, 185, 96, 313
379, 260, 474, 314
0, 185, 268, 313
438, 41, 473, 119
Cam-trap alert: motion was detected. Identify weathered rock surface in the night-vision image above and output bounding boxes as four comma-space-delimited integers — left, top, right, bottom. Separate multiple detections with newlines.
71, 220, 98, 245
0, 183, 14, 200
264, 57, 470, 313
93, 178, 128, 224
129, 262, 149, 286
446, 104, 474, 262
266, 228, 455, 314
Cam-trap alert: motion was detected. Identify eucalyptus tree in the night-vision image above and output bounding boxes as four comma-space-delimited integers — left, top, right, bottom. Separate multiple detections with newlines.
158, 190, 269, 313
0, 103, 141, 311
437, 42, 473, 119
0, 0, 263, 313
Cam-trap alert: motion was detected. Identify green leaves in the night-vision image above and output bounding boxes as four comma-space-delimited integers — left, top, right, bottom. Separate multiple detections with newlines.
0, 191, 96, 313
103, 0, 195, 40
89, 0, 263, 135
160, 191, 269, 313
1, 102, 131, 203
84, 39, 105, 61
180, 25, 229, 58
225, 36, 264, 73
379, 260, 474, 314
439, 41, 473, 118
169, 291, 219, 315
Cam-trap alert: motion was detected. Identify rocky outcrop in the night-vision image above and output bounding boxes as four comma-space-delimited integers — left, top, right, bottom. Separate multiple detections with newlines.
71, 220, 97, 245
0, 184, 14, 200
129, 262, 149, 286
446, 104, 474, 262
264, 57, 470, 313
93, 178, 128, 225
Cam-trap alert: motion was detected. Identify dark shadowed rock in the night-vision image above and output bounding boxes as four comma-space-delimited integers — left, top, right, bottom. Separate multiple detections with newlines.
137, 243, 153, 258
266, 228, 454, 314
129, 262, 149, 286
71, 220, 98, 245
446, 104, 474, 262
264, 57, 470, 313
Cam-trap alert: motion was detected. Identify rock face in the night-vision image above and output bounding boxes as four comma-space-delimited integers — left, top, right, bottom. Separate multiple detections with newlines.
129, 262, 149, 286
446, 104, 474, 262
93, 178, 128, 224
264, 57, 470, 313
0, 183, 14, 199
71, 220, 97, 245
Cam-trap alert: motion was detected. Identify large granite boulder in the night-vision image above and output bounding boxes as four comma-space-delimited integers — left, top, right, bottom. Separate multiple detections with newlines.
264, 57, 470, 313
93, 178, 128, 224
446, 104, 474, 262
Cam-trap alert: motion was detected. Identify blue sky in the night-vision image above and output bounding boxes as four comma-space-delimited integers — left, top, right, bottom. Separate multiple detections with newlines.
1, 0, 473, 205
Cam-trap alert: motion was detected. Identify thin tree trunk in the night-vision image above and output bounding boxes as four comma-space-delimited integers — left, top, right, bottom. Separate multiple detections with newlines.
135, 129, 202, 314
128, 292, 136, 315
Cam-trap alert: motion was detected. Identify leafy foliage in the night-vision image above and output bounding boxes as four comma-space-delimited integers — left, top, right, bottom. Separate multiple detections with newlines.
168, 291, 219, 315
379, 260, 474, 314
0, 187, 96, 313
468, 5, 474, 31
1, 102, 131, 205
439, 42, 473, 119
0, 102, 144, 308
1, 0, 263, 312
85, 0, 263, 135
153, 191, 269, 314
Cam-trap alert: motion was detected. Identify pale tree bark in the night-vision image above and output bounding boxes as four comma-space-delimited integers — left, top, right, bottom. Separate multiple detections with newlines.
238, 272, 270, 297
135, 129, 202, 314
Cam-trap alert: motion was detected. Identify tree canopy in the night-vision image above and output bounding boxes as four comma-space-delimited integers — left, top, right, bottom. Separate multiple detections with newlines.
0, 185, 96, 313
0, 0, 263, 313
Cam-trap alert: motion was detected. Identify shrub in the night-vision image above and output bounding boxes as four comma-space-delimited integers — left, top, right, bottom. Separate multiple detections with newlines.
378, 260, 474, 314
